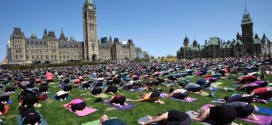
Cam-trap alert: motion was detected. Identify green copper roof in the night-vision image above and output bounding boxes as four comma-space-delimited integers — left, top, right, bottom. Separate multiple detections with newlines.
233, 39, 243, 45
254, 39, 261, 44
220, 43, 232, 48
241, 8, 253, 25
206, 37, 220, 46
85, 0, 93, 4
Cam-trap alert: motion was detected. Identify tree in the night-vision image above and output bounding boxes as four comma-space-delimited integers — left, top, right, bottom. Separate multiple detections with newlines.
135, 47, 143, 59
143, 51, 150, 59
150, 56, 155, 60
161, 56, 165, 61
177, 46, 184, 59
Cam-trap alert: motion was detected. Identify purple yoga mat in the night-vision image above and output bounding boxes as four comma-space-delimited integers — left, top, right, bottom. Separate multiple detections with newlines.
239, 114, 272, 125
104, 100, 136, 110
160, 93, 197, 102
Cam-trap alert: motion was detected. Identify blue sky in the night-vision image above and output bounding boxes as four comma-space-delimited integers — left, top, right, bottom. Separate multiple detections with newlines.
0, 0, 271, 61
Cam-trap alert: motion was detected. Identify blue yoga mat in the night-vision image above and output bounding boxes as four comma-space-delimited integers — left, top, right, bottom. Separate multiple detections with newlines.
257, 107, 272, 115
16, 112, 48, 125
7, 99, 12, 104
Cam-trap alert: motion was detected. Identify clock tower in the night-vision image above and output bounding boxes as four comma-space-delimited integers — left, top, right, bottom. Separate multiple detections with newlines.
241, 3, 254, 55
83, 0, 99, 61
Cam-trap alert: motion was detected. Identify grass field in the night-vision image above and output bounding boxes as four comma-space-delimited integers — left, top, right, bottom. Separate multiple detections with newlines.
1, 75, 272, 125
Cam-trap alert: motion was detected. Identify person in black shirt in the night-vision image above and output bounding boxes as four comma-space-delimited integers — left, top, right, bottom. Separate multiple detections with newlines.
192, 105, 237, 125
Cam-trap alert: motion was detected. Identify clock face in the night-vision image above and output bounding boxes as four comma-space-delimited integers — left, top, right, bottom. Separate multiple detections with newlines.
89, 6, 93, 10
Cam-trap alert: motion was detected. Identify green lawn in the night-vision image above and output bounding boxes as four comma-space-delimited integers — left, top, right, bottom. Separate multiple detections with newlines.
1, 75, 272, 125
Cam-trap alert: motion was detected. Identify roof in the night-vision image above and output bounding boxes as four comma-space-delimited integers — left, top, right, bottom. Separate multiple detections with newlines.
12, 28, 24, 36
58, 40, 83, 48
206, 37, 220, 46
220, 43, 232, 49
233, 39, 243, 46
26, 38, 47, 45
254, 39, 261, 44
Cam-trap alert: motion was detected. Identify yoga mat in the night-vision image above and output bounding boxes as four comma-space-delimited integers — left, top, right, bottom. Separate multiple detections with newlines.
104, 100, 136, 110
214, 82, 223, 85
160, 93, 197, 102
63, 104, 97, 117
16, 112, 48, 125
90, 93, 109, 98
239, 114, 272, 125
82, 119, 100, 125
137, 115, 158, 125
205, 87, 218, 91
129, 88, 144, 92
256, 107, 272, 115
254, 98, 268, 103
232, 84, 240, 87
211, 99, 225, 103
185, 111, 210, 125
51, 95, 71, 101
185, 76, 194, 78
7, 99, 12, 104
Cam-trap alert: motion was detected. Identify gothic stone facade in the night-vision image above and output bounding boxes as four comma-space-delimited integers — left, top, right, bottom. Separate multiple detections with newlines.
182, 6, 271, 59
7, 0, 136, 64
7, 28, 83, 64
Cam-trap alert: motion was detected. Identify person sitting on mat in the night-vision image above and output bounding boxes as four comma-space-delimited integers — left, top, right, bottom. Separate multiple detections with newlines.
104, 81, 119, 94
225, 101, 259, 120
164, 88, 189, 100
250, 87, 272, 99
0, 94, 9, 104
91, 86, 103, 96
130, 91, 165, 104
65, 98, 86, 112
139, 110, 191, 125
107, 95, 127, 107
180, 83, 206, 95
20, 94, 39, 108
99, 114, 127, 125
236, 75, 257, 83
55, 90, 69, 101
21, 108, 41, 125
236, 81, 268, 92
192, 105, 237, 125
63, 85, 72, 93
223, 94, 254, 104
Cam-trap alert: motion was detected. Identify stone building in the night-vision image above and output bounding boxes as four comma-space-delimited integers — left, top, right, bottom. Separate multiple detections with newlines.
181, 5, 271, 59
7, 28, 83, 64
7, 0, 136, 64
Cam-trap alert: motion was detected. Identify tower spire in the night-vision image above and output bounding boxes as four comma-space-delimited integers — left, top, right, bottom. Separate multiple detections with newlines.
59, 27, 65, 40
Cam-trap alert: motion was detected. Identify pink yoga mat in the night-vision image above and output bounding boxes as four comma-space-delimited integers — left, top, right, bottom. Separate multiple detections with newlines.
160, 93, 197, 102
239, 114, 272, 125
63, 104, 97, 117
200, 104, 215, 110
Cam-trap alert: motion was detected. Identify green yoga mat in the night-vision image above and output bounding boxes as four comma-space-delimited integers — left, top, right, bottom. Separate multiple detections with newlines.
82, 119, 100, 125
214, 82, 223, 85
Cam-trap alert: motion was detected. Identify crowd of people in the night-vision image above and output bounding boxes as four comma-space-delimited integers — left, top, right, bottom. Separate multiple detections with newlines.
0, 56, 272, 125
